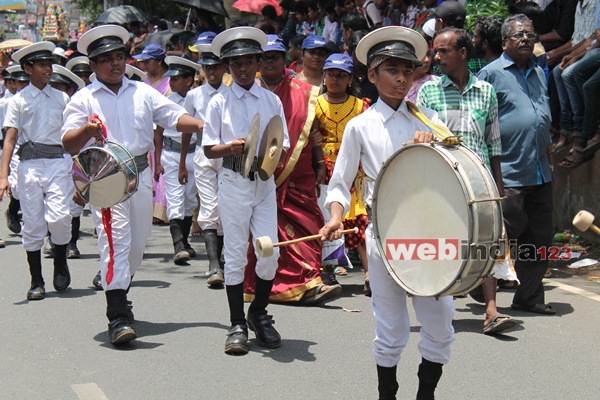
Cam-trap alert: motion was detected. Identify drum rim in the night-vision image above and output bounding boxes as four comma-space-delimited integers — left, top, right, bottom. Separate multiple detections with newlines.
372, 143, 498, 297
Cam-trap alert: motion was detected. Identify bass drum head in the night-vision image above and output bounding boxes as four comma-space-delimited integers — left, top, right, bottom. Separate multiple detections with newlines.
72, 144, 134, 209
373, 144, 470, 297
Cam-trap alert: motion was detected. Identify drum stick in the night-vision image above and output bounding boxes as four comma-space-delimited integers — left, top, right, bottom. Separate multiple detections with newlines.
276, 227, 358, 247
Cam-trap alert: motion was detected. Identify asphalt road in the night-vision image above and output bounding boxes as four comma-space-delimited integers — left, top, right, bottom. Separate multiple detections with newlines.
1, 203, 599, 400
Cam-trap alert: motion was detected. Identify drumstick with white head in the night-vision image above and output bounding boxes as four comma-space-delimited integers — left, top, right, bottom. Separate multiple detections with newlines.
573, 210, 600, 236
255, 227, 359, 258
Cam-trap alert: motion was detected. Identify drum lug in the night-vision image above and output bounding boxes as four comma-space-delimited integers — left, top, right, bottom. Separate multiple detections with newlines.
468, 196, 506, 205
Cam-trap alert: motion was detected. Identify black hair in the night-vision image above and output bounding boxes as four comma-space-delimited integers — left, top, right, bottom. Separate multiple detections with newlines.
229, 20, 250, 28
512, 1, 543, 31
295, 2, 308, 15
501, 14, 533, 41
346, 29, 369, 57
324, 0, 336, 15
434, 27, 472, 59
307, 1, 319, 12
156, 20, 168, 31
256, 22, 276, 34
475, 16, 503, 56
340, 12, 368, 32
261, 5, 278, 20
290, 34, 307, 48
280, 0, 296, 12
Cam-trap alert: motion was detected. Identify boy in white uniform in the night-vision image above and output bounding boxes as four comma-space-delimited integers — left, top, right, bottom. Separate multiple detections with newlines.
320, 27, 455, 400
202, 27, 290, 355
182, 31, 228, 286
61, 25, 204, 345
154, 56, 200, 265
0, 42, 72, 300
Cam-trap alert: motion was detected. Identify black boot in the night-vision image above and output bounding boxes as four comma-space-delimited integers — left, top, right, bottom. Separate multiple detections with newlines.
247, 276, 281, 348
26, 250, 45, 300
224, 283, 248, 355
377, 364, 399, 400
416, 358, 443, 400
92, 270, 103, 290
5, 195, 21, 233
181, 216, 195, 257
170, 219, 190, 265
217, 234, 225, 268
68, 217, 81, 259
52, 244, 71, 292
106, 289, 136, 345
204, 229, 224, 286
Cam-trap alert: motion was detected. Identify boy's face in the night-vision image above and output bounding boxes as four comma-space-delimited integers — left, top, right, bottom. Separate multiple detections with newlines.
5, 78, 16, 94
344, 0, 356, 13
24, 59, 53, 86
368, 58, 415, 104
226, 54, 260, 90
15, 80, 29, 91
169, 74, 192, 94
50, 81, 74, 97
90, 50, 127, 85
203, 63, 225, 87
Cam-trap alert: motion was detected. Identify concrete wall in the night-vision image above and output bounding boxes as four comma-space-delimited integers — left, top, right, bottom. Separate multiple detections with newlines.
552, 151, 600, 242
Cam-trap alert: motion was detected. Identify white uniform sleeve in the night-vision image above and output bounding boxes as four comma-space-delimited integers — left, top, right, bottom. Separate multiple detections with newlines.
149, 88, 187, 130
3, 96, 21, 131
324, 119, 362, 214
202, 94, 224, 147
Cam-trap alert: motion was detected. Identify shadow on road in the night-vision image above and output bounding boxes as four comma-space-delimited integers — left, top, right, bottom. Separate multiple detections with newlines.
251, 338, 317, 363
13, 287, 98, 305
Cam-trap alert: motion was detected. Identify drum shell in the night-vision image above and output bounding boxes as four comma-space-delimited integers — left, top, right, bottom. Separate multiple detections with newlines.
372, 143, 503, 298
72, 140, 139, 209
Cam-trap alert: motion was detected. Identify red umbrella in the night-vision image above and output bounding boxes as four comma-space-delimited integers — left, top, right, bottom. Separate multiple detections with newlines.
232, 0, 282, 16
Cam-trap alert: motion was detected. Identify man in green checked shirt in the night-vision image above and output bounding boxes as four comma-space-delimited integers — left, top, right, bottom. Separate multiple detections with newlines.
416, 27, 515, 336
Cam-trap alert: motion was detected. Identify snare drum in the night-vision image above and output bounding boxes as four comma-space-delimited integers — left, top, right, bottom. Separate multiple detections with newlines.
72, 140, 139, 208
372, 143, 503, 298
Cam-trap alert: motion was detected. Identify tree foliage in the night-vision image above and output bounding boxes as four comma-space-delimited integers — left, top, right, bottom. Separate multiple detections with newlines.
465, 0, 510, 32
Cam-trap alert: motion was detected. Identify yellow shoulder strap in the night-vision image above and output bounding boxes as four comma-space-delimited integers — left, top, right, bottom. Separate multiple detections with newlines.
405, 100, 461, 146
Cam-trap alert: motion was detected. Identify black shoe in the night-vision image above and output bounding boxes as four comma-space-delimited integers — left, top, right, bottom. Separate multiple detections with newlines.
27, 283, 46, 300
126, 300, 135, 323
5, 209, 21, 234
108, 317, 137, 345
224, 324, 249, 355
92, 270, 103, 290
53, 266, 71, 292
67, 242, 81, 259
247, 310, 281, 349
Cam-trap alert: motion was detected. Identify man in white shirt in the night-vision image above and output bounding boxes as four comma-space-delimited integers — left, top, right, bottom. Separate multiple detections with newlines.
320, 27, 454, 400
61, 25, 204, 346
202, 27, 290, 356
0, 42, 72, 301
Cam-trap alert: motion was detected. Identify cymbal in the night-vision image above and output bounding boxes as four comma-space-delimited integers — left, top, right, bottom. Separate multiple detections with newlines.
241, 112, 261, 178
257, 115, 284, 181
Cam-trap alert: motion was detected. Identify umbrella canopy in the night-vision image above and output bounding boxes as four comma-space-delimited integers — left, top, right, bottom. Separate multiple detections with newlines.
95, 5, 149, 24
232, 0, 282, 16
0, 39, 32, 50
170, 0, 229, 18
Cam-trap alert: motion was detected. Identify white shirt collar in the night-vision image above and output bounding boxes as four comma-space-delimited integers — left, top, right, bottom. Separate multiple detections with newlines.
231, 81, 260, 99
373, 98, 411, 123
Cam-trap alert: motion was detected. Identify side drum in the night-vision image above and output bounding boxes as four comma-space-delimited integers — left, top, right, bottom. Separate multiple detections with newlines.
371, 143, 503, 298
72, 140, 139, 209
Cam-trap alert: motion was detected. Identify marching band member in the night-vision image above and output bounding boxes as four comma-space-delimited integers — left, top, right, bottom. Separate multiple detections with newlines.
320, 27, 455, 400
0, 42, 73, 300
182, 31, 228, 287
61, 25, 204, 345
202, 27, 289, 355
65, 56, 93, 86
154, 56, 200, 265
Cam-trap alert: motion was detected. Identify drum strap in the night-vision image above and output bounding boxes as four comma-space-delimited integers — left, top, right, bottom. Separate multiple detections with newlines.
405, 101, 461, 146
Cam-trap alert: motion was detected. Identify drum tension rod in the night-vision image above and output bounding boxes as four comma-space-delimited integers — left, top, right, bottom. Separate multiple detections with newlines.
468, 196, 506, 204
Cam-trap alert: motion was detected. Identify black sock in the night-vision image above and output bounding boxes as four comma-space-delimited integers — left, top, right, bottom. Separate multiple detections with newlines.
377, 364, 398, 400
416, 358, 443, 400
226, 283, 246, 326
250, 276, 273, 315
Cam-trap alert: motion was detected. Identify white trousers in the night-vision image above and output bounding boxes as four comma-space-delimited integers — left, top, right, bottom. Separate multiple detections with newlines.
367, 223, 455, 368
194, 147, 222, 234
18, 155, 73, 251
92, 168, 153, 291
162, 150, 197, 220
218, 168, 279, 285
8, 146, 19, 199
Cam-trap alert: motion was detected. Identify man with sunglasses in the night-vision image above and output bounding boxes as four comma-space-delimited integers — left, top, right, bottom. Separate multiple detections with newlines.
479, 14, 555, 316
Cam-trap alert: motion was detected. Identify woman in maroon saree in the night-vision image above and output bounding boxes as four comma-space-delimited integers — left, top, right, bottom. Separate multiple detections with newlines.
244, 36, 342, 305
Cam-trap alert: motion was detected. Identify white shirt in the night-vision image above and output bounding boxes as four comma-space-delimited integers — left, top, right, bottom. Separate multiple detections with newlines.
184, 82, 228, 144
362, 0, 383, 28
4, 84, 69, 146
162, 92, 186, 142
325, 99, 445, 213
202, 82, 290, 153
323, 18, 338, 44
62, 77, 186, 157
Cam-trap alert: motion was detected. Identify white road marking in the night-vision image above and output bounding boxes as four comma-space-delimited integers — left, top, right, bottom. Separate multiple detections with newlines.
546, 280, 600, 302
71, 383, 109, 400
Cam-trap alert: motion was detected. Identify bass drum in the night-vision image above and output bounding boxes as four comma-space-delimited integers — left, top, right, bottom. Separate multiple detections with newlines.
372, 143, 503, 298
72, 140, 139, 209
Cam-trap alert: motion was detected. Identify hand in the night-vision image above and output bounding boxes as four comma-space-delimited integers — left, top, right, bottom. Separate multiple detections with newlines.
320, 218, 344, 242
315, 163, 326, 187
86, 120, 105, 141
73, 191, 86, 206
559, 54, 573, 70
0, 177, 10, 201
547, 50, 560, 67
310, 128, 323, 147
178, 166, 188, 185
231, 137, 245, 157
407, 130, 434, 144
154, 164, 164, 182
